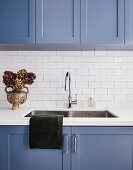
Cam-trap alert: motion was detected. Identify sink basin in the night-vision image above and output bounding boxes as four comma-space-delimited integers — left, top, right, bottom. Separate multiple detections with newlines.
68, 111, 117, 118
25, 110, 69, 117
25, 110, 117, 118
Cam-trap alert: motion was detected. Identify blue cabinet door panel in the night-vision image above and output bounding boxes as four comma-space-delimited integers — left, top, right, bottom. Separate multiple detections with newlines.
72, 127, 133, 170
0, 0, 35, 44
63, 127, 72, 170
0, 126, 71, 170
81, 0, 124, 44
36, 0, 80, 43
125, 0, 133, 43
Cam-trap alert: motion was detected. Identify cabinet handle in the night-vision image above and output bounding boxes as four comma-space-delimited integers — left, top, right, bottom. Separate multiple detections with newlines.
65, 135, 68, 154
74, 135, 77, 152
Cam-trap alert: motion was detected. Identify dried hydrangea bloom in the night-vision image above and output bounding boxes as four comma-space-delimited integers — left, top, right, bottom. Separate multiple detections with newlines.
3, 71, 17, 88
24, 72, 36, 85
14, 78, 25, 91
3, 69, 36, 91
17, 69, 27, 80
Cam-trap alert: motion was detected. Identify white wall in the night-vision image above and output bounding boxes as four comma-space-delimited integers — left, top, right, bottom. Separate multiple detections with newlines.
0, 47, 133, 109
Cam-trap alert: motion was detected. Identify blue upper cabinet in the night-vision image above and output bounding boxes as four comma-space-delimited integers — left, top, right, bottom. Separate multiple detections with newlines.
125, 0, 133, 43
81, 0, 124, 44
0, 0, 35, 44
0, 0, 133, 44
36, 0, 80, 44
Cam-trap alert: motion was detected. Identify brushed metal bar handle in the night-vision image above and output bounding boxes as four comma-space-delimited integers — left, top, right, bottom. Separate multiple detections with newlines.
74, 135, 77, 152
65, 135, 68, 154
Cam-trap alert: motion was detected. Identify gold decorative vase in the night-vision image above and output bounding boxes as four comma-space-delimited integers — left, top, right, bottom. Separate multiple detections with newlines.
5, 87, 29, 110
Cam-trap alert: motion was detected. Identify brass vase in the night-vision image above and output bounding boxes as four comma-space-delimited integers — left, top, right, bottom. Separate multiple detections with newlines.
5, 87, 29, 110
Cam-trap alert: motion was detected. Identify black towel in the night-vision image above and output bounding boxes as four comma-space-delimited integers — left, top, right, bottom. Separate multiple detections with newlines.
29, 114, 63, 149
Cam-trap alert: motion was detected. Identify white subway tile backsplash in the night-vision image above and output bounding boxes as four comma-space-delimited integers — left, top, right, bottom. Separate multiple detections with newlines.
0, 48, 133, 109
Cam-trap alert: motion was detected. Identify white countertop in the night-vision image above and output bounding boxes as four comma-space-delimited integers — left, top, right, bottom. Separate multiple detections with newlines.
0, 107, 133, 126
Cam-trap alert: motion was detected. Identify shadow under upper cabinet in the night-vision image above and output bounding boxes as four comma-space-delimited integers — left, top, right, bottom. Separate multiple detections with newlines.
1, 44, 133, 51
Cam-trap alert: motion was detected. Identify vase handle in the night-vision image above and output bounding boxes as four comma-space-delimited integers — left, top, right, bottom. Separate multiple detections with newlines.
5, 87, 13, 93
24, 86, 29, 94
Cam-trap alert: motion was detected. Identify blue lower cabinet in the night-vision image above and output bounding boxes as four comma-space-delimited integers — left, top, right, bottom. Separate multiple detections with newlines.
72, 127, 133, 170
0, 126, 71, 170
0, 126, 133, 170
81, 0, 124, 44
0, 0, 35, 44
36, 0, 80, 44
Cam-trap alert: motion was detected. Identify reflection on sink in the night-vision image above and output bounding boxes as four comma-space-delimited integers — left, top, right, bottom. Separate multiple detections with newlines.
25, 110, 118, 118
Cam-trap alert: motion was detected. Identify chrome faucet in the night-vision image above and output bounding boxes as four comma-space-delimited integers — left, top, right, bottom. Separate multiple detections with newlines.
64, 72, 77, 108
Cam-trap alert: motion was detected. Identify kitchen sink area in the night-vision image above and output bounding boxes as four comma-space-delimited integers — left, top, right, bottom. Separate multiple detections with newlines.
25, 110, 118, 118
1, 0, 133, 168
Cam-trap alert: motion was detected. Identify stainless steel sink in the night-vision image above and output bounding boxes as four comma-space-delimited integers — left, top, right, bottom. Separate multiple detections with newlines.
25, 110, 117, 118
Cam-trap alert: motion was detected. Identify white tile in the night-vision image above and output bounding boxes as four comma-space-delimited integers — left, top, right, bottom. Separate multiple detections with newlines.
102, 69, 114, 75
31, 101, 44, 108
45, 101, 56, 108
89, 82, 101, 88
82, 88, 95, 94
94, 63, 107, 68
89, 69, 101, 76
76, 82, 88, 88
102, 82, 114, 88
95, 88, 107, 94
95, 50, 108, 56
76, 69, 88, 75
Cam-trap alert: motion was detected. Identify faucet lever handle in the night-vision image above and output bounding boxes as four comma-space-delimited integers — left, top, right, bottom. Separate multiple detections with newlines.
75, 94, 77, 101
72, 94, 77, 104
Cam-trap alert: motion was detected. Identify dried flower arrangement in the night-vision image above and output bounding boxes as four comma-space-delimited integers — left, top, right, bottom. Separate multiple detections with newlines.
3, 69, 36, 110
3, 69, 36, 91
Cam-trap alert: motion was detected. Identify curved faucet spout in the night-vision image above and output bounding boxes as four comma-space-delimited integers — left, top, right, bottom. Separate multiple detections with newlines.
65, 72, 70, 90
64, 72, 77, 108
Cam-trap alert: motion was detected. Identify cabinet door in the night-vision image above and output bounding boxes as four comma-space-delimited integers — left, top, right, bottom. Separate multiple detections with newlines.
36, 0, 80, 44
72, 127, 133, 170
81, 0, 124, 44
125, 0, 133, 43
0, 126, 71, 170
0, 0, 35, 44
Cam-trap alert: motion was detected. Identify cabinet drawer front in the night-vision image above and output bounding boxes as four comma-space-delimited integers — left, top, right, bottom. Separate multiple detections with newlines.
81, 0, 124, 44
36, 0, 80, 43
